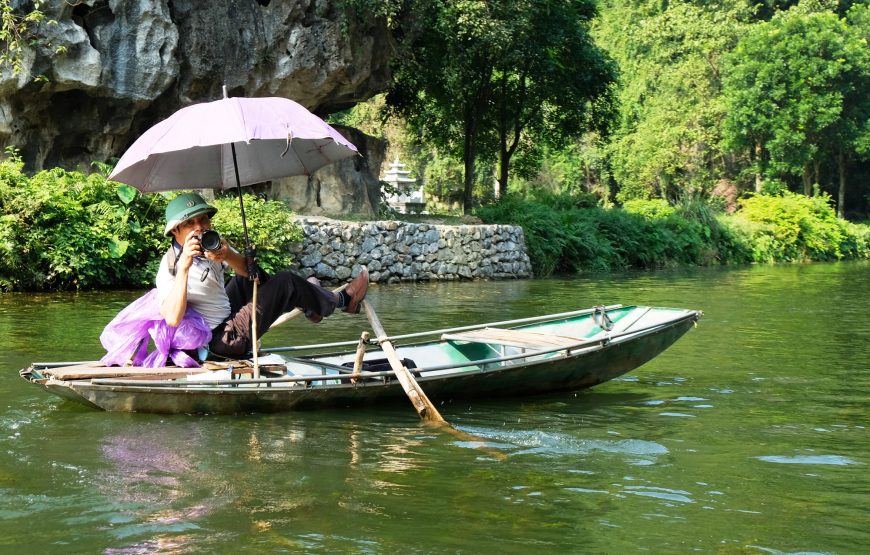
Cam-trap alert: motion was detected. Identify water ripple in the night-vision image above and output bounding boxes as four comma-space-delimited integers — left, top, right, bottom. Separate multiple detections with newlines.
622, 485, 694, 504
475, 429, 668, 459
755, 455, 859, 466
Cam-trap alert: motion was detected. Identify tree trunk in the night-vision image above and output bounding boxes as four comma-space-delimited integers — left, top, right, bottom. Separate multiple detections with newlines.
463, 104, 477, 215
497, 153, 509, 198
837, 149, 846, 219
802, 165, 812, 196
754, 142, 763, 193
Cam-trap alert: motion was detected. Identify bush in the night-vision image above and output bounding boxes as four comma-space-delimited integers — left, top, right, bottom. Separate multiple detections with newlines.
0, 153, 303, 291
477, 191, 870, 276
728, 191, 867, 262
211, 193, 303, 275
477, 192, 723, 276
0, 154, 166, 290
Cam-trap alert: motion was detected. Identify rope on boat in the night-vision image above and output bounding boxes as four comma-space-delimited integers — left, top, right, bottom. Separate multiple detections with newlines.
592, 305, 614, 341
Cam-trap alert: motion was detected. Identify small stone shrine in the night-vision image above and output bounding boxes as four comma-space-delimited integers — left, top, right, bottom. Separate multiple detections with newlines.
382, 157, 425, 214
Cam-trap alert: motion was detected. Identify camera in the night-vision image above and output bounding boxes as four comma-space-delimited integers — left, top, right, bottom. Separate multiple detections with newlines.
197, 230, 222, 252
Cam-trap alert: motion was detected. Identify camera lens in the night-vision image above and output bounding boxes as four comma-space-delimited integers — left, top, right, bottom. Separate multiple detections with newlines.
200, 230, 222, 252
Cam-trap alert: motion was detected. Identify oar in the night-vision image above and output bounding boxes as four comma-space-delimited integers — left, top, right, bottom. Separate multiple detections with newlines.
362, 299, 446, 423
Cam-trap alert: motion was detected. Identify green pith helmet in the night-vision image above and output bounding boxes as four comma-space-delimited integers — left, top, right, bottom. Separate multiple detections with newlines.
164, 193, 218, 236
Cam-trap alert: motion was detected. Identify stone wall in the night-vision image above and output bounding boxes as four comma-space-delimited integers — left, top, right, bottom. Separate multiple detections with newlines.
291, 220, 533, 283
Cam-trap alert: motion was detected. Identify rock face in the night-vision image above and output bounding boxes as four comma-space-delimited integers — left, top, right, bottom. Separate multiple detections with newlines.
268, 126, 385, 216
292, 219, 534, 283
0, 0, 393, 214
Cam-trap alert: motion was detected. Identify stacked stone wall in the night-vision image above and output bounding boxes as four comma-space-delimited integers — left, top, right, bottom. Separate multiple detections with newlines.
291, 220, 533, 283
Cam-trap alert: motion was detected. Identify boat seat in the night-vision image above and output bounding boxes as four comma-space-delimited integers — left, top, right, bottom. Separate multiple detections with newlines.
41, 361, 285, 380
42, 364, 202, 380
441, 327, 585, 350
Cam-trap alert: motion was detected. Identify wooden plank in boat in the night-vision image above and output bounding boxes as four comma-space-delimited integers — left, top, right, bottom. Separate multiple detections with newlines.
441, 327, 585, 350
42, 361, 288, 380
42, 364, 214, 380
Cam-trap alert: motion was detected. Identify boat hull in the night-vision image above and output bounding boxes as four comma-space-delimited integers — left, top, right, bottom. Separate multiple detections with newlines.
22, 308, 699, 414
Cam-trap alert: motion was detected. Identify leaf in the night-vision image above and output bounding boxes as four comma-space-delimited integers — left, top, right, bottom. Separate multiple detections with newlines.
116, 184, 137, 205
108, 237, 129, 258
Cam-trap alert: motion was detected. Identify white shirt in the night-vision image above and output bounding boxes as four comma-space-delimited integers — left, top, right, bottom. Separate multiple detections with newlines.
156, 246, 231, 329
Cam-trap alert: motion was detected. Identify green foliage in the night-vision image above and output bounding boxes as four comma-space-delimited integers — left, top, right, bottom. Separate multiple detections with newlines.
388, 0, 616, 212
476, 192, 739, 276
596, 0, 752, 202
0, 0, 46, 75
477, 191, 868, 275
622, 199, 676, 219
730, 191, 869, 261
722, 4, 870, 192
0, 151, 166, 291
211, 193, 303, 275
0, 154, 305, 291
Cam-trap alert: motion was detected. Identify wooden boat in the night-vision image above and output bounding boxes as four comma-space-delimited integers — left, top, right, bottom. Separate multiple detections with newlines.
20, 304, 701, 415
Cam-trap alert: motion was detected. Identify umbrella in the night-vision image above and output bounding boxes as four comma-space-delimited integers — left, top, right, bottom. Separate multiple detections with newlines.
110, 95, 358, 192
108, 93, 359, 378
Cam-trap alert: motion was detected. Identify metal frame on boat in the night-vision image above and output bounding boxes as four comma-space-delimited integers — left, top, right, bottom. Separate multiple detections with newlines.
20, 305, 701, 415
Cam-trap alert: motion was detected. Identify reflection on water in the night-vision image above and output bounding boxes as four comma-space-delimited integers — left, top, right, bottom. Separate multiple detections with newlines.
1, 262, 869, 552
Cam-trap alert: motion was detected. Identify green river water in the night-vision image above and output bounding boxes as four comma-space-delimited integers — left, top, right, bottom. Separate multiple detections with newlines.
1, 262, 868, 554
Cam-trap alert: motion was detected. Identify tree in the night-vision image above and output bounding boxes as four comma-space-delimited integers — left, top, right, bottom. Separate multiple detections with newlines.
489, 0, 616, 198
0, 0, 46, 75
832, 4, 870, 217
388, 0, 616, 213
594, 0, 752, 202
722, 2, 870, 214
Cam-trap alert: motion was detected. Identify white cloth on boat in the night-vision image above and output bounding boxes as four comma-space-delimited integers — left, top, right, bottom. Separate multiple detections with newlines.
155, 245, 231, 329
100, 288, 212, 368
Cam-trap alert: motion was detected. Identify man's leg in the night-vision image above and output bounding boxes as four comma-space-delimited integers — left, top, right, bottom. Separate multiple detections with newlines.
210, 272, 338, 357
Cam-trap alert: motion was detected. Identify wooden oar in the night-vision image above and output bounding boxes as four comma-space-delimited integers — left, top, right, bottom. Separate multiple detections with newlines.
363, 299, 446, 423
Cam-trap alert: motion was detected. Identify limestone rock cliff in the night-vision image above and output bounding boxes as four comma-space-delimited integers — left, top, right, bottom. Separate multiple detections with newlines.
0, 0, 393, 214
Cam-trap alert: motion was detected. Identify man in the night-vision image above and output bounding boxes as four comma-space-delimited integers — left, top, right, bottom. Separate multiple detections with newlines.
156, 192, 368, 359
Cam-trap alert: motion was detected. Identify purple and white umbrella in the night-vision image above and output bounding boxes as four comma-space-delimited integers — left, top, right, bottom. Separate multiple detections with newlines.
110, 95, 358, 192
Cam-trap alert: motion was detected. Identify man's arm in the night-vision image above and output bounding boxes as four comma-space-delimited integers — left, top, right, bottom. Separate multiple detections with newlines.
160, 232, 198, 327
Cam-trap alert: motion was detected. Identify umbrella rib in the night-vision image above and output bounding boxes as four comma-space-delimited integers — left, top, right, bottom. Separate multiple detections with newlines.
284, 137, 311, 176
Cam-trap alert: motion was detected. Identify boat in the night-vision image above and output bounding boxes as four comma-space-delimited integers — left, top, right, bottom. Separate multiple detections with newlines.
20, 304, 701, 415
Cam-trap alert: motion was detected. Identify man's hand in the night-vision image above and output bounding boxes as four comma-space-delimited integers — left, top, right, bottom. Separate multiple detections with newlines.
205, 238, 231, 263
177, 230, 204, 272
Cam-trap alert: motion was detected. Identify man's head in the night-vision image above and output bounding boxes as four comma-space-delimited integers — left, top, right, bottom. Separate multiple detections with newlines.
164, 193, 218, 237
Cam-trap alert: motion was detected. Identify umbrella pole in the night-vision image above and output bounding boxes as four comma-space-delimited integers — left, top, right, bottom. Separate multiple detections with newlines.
251, 279, 259, 378
230, 142, 261, 380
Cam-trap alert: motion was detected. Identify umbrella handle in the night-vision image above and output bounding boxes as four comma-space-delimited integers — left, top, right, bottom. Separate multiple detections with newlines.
245, 246, 259, 281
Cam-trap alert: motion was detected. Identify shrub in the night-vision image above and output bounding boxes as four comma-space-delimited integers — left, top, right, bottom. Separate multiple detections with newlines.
0, 155, 166, 290
477, 192, 722, 275
0, 152, 303, 291
729, 192, 862, 262
211, 193, 303, 275
622, 198, 675, 219
477, 190, 870, 275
